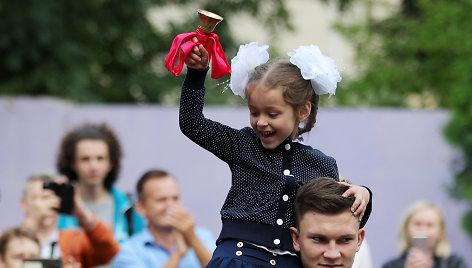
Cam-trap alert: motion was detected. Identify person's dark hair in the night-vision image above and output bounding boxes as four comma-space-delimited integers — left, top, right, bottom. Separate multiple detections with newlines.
136, 169, 170, 201
246, 60, 319, 136
294, 177, 355, 228
56, 123, 122, 191
0, 227, 39, 257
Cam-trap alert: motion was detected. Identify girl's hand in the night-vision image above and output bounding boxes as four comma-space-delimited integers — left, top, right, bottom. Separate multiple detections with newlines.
339, 182, 370, 222
185, 37, 209, 69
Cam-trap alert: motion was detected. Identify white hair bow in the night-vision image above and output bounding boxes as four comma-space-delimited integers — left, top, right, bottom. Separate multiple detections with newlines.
288, 45, 341, 96
229, 42, 269, 99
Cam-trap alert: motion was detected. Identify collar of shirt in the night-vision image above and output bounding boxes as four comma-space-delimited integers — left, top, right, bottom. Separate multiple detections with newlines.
40, 230, 60, 259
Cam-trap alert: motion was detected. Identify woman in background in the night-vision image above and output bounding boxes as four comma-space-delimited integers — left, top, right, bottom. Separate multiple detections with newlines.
382, 201, 467, 268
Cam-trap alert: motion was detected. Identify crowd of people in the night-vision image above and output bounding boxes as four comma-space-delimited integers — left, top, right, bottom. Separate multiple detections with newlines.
0, 40, 468, 268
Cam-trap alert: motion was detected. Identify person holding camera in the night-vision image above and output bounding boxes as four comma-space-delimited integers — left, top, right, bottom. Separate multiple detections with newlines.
56, 123, 144, 243
382, 201, 467, 268
20, 174, 119, 267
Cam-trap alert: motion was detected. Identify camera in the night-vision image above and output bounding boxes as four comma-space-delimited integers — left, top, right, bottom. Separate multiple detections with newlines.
43, 181, 74, 214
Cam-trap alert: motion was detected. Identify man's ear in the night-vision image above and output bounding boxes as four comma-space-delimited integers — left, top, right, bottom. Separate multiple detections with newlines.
289, 227, 301, 253
135, 199, 146, 217
356, 228, 366, 252
298, 101, 312, 122
20, 197, 26, 212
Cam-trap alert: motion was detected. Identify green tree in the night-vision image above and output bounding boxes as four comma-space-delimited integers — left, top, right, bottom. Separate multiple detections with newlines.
334, 0, 472, 236
0, 0, 291, 104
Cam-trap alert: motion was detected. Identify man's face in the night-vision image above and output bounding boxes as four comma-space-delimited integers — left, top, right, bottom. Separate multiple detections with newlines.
137, 176, 181, 229
0, 237, 40, 268
73, 139, 112, 187
290, 210, 365, 268
22, 179, 60, 224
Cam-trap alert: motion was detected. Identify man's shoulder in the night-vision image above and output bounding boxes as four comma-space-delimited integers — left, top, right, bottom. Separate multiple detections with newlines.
112, 229, 155, 267
194, 226, 217, 251
195, 226, 214, 238
122, 228, 151, 244
116, 230, 151, 258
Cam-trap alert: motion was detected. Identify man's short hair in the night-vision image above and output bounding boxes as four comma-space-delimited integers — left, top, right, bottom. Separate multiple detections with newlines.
136, 169, 170, 201
294, 177, 355, 228
0, 227, 39, 257
22, 173, 55, 197
56, 123, 122, 191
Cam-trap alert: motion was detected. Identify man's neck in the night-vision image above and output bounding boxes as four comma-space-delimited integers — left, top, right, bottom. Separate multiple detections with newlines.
78, 181, 110, 203
148, 224, 176, 252
36, 218, 58, 244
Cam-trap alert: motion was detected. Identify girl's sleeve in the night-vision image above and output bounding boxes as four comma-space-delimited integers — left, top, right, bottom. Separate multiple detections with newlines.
360, 186, 372, 229
179, 67, 247, 162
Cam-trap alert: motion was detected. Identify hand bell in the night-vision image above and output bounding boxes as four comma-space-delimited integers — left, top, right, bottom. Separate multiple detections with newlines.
197, 9, 223, 34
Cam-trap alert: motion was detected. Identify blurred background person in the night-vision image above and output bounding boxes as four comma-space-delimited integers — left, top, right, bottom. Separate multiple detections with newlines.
0, 227, 40, 268
382, 201, 467, 268
21, 174, 119, 267
113, 169, 215, 268
56, 123, 144, 243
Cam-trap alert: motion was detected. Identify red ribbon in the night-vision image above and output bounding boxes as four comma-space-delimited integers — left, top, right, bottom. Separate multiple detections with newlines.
165, 29, 231, 79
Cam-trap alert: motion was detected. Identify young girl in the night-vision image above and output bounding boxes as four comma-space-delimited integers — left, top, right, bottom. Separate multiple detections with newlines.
180, 39, 372, 267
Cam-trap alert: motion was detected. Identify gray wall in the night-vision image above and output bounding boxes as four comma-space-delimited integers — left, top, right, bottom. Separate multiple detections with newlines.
1, 97, 471, 267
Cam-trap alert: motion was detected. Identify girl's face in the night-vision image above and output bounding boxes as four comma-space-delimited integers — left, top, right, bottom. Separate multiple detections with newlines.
247, 85, 309, 150
407, 207, 444, 250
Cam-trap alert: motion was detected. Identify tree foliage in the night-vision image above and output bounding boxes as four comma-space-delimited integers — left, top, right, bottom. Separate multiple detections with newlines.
335, 0, 472, 237
0, 0, 291, 104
